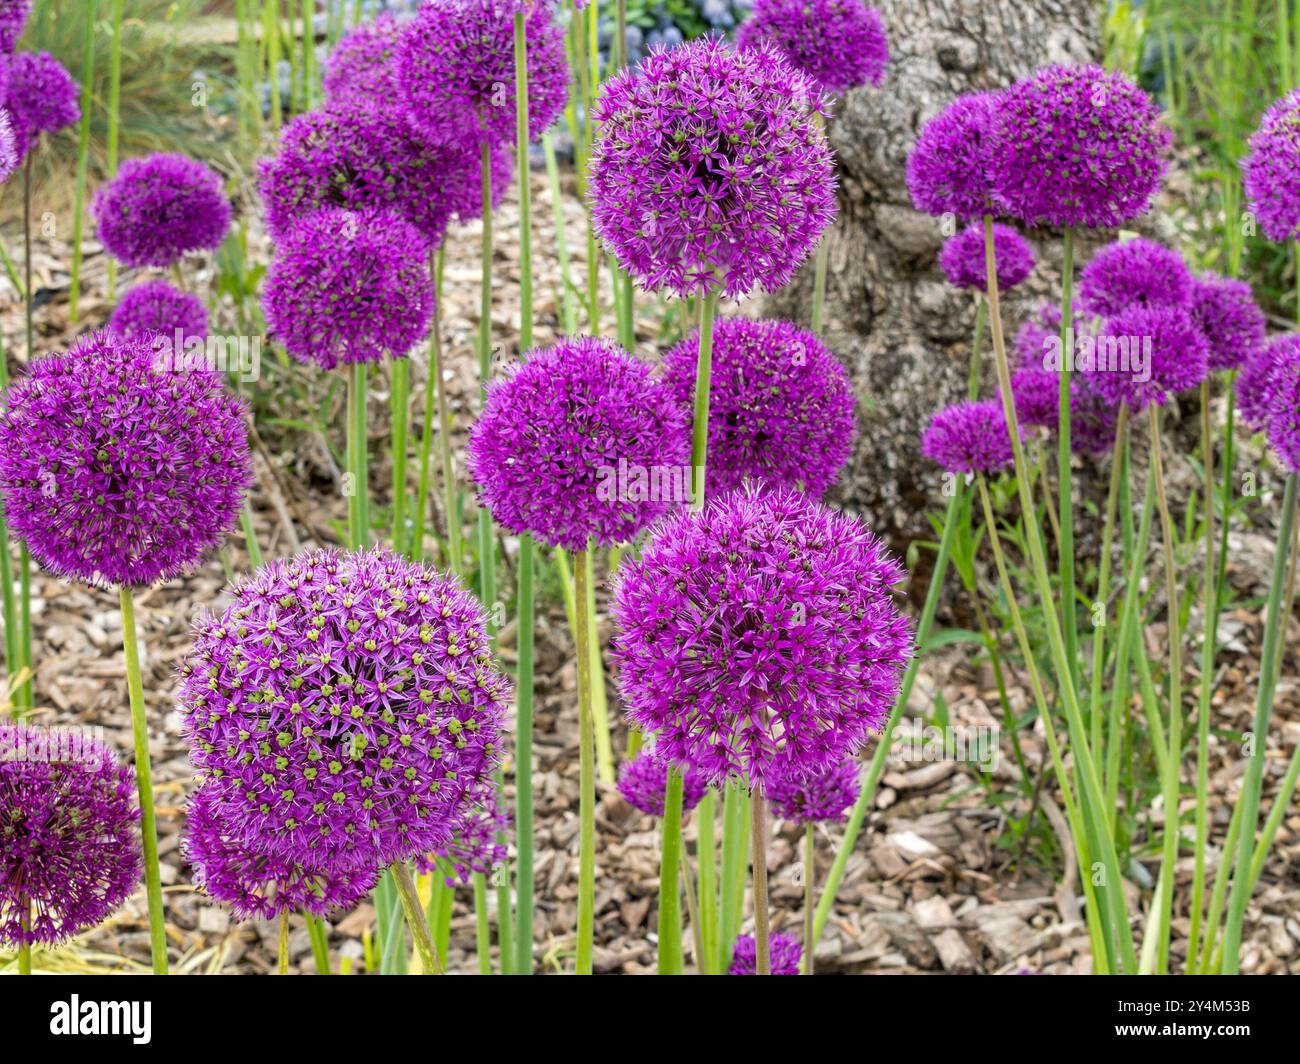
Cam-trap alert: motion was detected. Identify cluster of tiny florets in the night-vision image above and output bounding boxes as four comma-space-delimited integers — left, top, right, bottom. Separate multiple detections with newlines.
3, 51, 79, 160
1238, 335, 1296, 431
616, 750, 710, 817
1077, 238, 1193, 317
1264, 338, 1300, 474
1084, 303, 1208, 411
939, 222, 1034, 291
0, 1, 31, 52
1242, 90, 1300, 243
736, 0, 888, 96
921, 400, 1018, 475
322, 12, 403, 101
766, 758, 860, 824
1190, 272, 1267, 372
428, 790, 511, 885
0, 109, 18, 183
730, 932, 802, 975
108, 280, 209, 346
906, 92, 1000, 221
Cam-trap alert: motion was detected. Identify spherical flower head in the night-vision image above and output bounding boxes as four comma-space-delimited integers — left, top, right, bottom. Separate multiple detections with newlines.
0, 330, 253, 587
1265, 337, 1300, 474
611, 486, 912, 791
921, 400, 1018, 475
183, 784, 377, 921
1238, 335, 1297, 432
0, 0, 31, 52
4, 51, 80, 160
735, 0, 888, 96
1076, 238, 1193, 318
730, 932, 802, 975
1083, 303, 1209, 411
0, 724, 140, 948
180, 547, 511, 876
92, 153, 231, 269
467, 337, 690, 552
263, 207, 433, 369
1008, 367, 1060, 430
906, 92, 1000, 221
589, 38, 836, 301
989, 65, 1170, 228
396, 0, 568, 146
1243, 90, 1300, 243
1190, 272, 1266, 372
0, 109, 16, 185
661, 318, 854, 500
427, 789, 510, 886
322, 12, 402, 101
616, 750, 709, 817
108, 279, 209, 347
939, 222, 1033, 291
767, 758, 860, 823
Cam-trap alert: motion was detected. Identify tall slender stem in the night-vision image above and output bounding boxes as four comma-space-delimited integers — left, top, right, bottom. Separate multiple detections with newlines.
106, 0, 126, 296
811, 233, 830, 336
802, 822, 815, 974
391, 861, 442, 975
750, 791, 771, 974
574, 546, 596, 974
68, 0, 98, 323
17, 899, 31, 975
277, 911, 290, 974
689, 290, 721, 506
347, 363, 369, 551
304, 911, 330, 974
967, 296, 987, 400
718, 780, 749, 971
658, 768, 685, 973
695, 790, 717, 975
1090, 403, 1130, 761
473, 872, 491, 975
390, 358, 410, 550
1056, 226, 1079, 687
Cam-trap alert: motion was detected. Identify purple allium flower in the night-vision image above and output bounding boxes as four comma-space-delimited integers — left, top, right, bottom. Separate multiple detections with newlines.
661, 318, 854, 500
906, 92, 1000, 221
93, 153, 231, 269
735, 0, 888, 96
611, 485, 912, 791
322, 12, 403, 101
108, 279, 209, 347
1083, 304, 1209, 411
396, 0, 568, 146
4, 52, 79, 160
1069, 375, 1122, 456
0, 330, 252, 587
1266, 338, 1300, 474
730, 932, 802, 975
589, 38, 836, 301
1243, 90, 1300, 243
1008, 367, 1061, 430
1238, 335, 1297, 431
767, 758, 860, 823
1014, 300, 1071, 371
616, 750, 709, 817
183, 784, 377, 921
0, 0, 30, 51
1076, 238, 1193, 318
0, 109, 16, 184
0, 724, 140, 948
1190, 272, 1266, 372
263, 207, 433, 369
180, 547, 511, 876
466, 337, 690, 552
939, 222, 1034, 291
427, 789, 511, 886
989, 65, 1170, 229
922, 400, 1018, 475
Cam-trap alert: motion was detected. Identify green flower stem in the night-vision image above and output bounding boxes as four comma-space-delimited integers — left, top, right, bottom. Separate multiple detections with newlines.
476, 136, 497, 633
750, 790, 771, 974
414, 258, 460, 570
474, 872, 491, 975
543, 134, 578, 334
68, 0, 98, 324
1056, 225, 1079, 689
120, 586, 168, 975
241, 506, 262, 568
718, 780, 749, 972
811, 232, 830, 336
391, 861, 442, 975
390, 357, 410, 550
574, 545, 597, 974
277, 911, 290, 975
0, 341, 23, 712
106, 0, 126, 294
17, 161, 33, 714
966, 296, 987, 400
514, 532, 536, 974
305, 911, 331, 974
1090, 403, 1130, 767
17, 900, 31, 975
347, 363, 369, 551
614, 0, 628, 69
494, 766, 514, 975
695, 790, 717, 975
689, 289, 721, 505
586, 562, 615, 785
802, 822, 815, 974
263, 0, 281, 130
300, 0, 315, 108
658, 767, 685, 974
680, 843, 706, 972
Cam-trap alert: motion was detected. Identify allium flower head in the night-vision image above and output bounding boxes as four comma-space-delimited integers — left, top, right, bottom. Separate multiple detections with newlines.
1190, 272, 1266, 372
1076, 238, 1193, 317
730, 932, 802, 975
1265, 338, 1300, 474
4, 51, 79, 159
0, 724, 140, 948
589, 37, 836, 300
989, 65, 1170, 229
1238, 335, 1297, 431
0, 330, 252, 587
1070, 378, 1122, 457
736, 0, 888, 96
1084, 303, 1209, 411
427, 790, 510, 886
906, 92, 999, 221
397, 0, 568, 146
767, 758, 860, 823
616, 750, 709, 817
611, 486, 912, 790
0, 110, 16, 184
1015, 300, 1068, 370
180, 547, 511, 876
1243, 90, 1300, 243
323, 12, 402, 101
1008, 367, 1060, 430
263, 207, 433, 369
93, 153, 231, 268
921, 400, 1018, 475
466, 337, 690, 552
108, 279, 209, 347
939, 222, 1033, 291
0, 0, 31, 51
661, 318, 854, 500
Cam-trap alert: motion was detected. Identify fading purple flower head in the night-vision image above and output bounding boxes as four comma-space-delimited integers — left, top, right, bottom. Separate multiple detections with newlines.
0, 330, 252, 587
616, 750, 709, 817
989, 65, 1170, 229
1084, 303, 1209, 411
180, 547, 511, 877
428, 789, 511, 886
0, 109, 16, 184
730, 932, 802, 975
263, 207, 433, 369
611, 485, 912, 791
1077, 238, 1193, 317
1238, 335, 1297, 431
467, 337, 690, 552
1190, 272, 1266, 372
735, 0, 888, 95
0, 724, 140, 948
939, 222, 1033, 291
1265, 338, 1300, 474
767, 758, 860, 823
589, 38, 836, 301
906, 92, 999, 221
1243, 90, 1300, 243
108, 279, 209, 347
661, 318, 854, 501
0, 0, 31, 51
4, 51, 79, 160
322, 12, 403, 101
93, 153, 231, 268
922, 400, 1018, 475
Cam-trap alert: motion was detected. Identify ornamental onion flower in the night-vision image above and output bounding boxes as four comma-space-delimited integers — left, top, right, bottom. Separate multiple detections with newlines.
611, 485, 912, 791
93, 153, 232, 268
108, 279, 209, 346
906, 92, 1000, 221
940, 222, 1034, 291
0, 330, 252, 587
589, 37, 836, 300
1266, 338, 1300, 474
0, 109, 16, 184
735, 0, 888, 96
1238, 335, 1297, 431
1083, 304, 1209, 411
0, 724, 141, 949
617, 750, 709, 817
4, 51, 79, 160
730, 931, 801, 975
661, 318, 854, 500
1070, 378, 1122, 456
0, 0, 31, 52
767, 758, 860, 823
180, 547, 511, 876
1076, 238, 1194, 317
922, 400, 1019, 475
427, 790, 511, 886
1190, 272, 1266, 372
1242, 90, 1300, 243
322, 12, 403, 101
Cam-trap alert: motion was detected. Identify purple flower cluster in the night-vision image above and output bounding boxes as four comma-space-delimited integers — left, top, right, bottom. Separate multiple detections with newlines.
736, 0, 888, 96
1083, 303, 1208, 411
0, 109, 16, 184
921, 400, 1018, 475
262, 207, 433, 369
611, 486, 912, 791
906, 92, 999, 221
1190, 273, 1267, 372
180, 547, 511, 877
108, 279, 209, 347
429, 791, 511, 885
0, 330, 252, 587
767, 758, 860, 823
1266, 339, 1300, 474
1077, 238, 1193, 318
467, 337, 690, 552
1243, 90, 1300, 243
730, 932, 802, 975
0, 724, 141, 948
322, 12, 402, 101
0, 0, 31, 52
661, 318, 854, 500
3, 51, 79, 160
93, 153, 231, 268
1238, 336, 1296, 431
617, 750, 710, 817
939, 222, 1034, 291
589, 37, 836, 300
